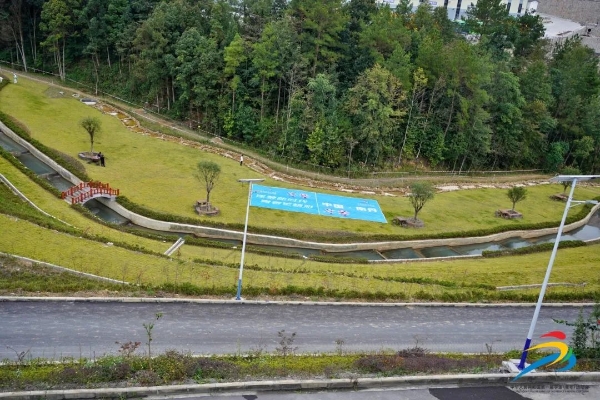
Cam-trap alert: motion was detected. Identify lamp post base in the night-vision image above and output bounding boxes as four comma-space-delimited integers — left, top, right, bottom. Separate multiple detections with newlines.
502, 359, 533, 373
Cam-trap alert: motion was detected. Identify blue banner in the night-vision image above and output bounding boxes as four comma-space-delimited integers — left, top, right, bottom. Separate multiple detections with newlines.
250, 184, 387, 223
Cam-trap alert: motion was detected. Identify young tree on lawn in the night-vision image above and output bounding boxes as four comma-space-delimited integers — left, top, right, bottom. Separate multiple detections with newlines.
80, 117, 101, 154
196, 161, 221, 208
507, 186, 527, 211
408, 181, 434, 221
559, 166, 581, 193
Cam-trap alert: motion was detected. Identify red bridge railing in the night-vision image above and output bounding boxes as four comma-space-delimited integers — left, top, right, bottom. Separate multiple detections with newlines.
61, 181, 120, 204
61, 182, 86, 199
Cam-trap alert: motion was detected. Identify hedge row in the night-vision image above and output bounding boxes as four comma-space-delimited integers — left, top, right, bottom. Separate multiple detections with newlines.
152, 282, 600, 302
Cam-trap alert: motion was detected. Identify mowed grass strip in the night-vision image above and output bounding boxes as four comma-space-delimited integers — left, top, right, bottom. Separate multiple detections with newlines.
2, 210, 600, 301
0, 213, 438, 297
0, 254, 129, 294
2, 77, 599, 236
1, 77, 599, 301
0, 214, 237, 288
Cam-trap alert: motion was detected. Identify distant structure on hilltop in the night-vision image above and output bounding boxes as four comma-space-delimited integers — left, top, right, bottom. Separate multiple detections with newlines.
379, 0, 534, 20
537, 0, 600, 25
536, 1, 600, 55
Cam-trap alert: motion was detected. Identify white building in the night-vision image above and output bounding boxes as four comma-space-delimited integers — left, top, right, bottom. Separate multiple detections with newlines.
380, 1, 532, 20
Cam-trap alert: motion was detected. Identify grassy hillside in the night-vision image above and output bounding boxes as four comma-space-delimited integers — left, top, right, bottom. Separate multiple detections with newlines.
2, 162, 599, 302
1, 77, 599, 238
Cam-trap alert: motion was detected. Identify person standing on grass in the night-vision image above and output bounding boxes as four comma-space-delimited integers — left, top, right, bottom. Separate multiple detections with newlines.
100, 152, 105, 167
240, 154, 244, 166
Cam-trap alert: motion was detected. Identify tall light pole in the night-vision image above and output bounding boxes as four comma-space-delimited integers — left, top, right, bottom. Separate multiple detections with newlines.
518, 175, 599, 370
235, 178, 265, 300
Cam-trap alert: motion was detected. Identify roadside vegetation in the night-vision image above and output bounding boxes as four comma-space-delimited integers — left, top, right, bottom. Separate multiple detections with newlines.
1, 323, 597, 391
0, 350, 506, 391
0, 349, 501, 391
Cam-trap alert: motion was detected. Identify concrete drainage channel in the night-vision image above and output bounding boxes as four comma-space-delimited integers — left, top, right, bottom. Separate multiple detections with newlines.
1, 124, 600, 262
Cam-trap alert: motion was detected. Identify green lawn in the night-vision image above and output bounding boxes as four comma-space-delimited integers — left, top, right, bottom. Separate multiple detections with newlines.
1, 207, 599, 302
1, 77, 599, 238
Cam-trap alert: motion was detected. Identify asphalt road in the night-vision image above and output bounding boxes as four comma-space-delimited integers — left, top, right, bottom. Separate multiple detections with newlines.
0, 301, 591, 360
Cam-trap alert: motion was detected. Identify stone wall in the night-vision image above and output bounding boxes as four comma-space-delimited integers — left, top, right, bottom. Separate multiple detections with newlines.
538, 0, 600, 25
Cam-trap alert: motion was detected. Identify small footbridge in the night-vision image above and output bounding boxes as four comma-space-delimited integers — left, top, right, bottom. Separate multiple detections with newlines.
61, 181, 120, 204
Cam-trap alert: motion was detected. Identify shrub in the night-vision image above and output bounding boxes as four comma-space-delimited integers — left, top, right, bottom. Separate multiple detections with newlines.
397, 347, 428, 357
132, 369, 161, 386
554, 303, 600, 359
191, 358, 240, 380
355, 350, 490, 375
110, 361, 133, 381
401, 355, 483, 373
354, 354, 404, 373
152, 351, 188, 382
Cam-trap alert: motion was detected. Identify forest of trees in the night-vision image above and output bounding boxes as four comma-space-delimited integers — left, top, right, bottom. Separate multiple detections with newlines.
1, 0, 599, 175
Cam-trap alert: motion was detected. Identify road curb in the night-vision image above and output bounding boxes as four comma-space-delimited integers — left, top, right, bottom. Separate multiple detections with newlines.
0, 296, 596, 307
1, 372, 599, 399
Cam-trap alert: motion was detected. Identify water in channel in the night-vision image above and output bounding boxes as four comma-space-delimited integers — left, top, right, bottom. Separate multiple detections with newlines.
1, 130, 599, 261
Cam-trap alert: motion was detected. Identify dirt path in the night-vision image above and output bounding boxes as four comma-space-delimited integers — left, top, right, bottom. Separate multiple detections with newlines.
1, 66, 553, 196
94, 103, 556, 197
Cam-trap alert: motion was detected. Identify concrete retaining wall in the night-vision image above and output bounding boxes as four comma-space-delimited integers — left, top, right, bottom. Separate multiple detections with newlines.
539, 0, 600, 25
97, 194, 600, 253
0, 120, 81, 186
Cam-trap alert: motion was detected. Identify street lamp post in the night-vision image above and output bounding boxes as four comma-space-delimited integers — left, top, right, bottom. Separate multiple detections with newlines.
235, 178, 265, 301
517, 175, 599, 370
